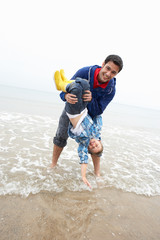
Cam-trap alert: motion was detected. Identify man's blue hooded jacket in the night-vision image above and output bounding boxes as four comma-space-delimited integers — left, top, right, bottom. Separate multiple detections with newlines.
60, 65, 116, 119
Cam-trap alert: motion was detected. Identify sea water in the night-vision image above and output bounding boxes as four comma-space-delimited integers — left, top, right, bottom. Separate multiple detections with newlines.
0, 85, 160, 197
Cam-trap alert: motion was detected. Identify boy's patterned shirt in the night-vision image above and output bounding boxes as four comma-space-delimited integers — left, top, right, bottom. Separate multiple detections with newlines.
68, 115, 102, 164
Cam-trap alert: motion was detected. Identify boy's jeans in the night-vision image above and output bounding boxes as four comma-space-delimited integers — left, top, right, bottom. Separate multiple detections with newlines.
65, 78, 90, 114
53, 78, 90, 148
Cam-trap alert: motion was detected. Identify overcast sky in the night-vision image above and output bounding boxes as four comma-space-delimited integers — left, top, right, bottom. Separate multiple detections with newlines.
0, 0, 160, 110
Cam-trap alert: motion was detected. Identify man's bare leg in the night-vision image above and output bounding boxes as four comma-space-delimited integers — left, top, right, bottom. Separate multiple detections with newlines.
51, 144, 63, 168
91, 155, 100, 176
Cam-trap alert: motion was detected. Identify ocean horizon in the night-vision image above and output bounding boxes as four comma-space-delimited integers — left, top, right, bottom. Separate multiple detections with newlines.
1, 84, 160, 111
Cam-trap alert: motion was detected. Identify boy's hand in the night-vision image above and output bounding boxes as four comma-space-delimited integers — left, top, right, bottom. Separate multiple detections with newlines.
65, 93, 78, 104
82, 90, 92, 102
81, 164, 91, 189
82, 177, 92, 189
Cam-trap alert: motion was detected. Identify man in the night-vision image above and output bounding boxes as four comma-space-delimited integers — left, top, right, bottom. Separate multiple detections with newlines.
51, 54, 123, 176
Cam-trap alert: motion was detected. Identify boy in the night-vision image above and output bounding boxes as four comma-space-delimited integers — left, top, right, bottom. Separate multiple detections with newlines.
54, 70, 103, 188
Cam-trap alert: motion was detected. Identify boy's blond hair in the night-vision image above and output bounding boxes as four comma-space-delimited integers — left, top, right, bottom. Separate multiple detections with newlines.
88, 142, 103, 157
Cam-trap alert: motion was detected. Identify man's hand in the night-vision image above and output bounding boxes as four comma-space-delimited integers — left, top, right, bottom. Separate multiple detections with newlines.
82, 90, 92, 102
65, 93, 78, 104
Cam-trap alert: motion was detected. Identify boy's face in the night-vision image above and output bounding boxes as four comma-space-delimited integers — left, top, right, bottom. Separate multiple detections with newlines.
98, 61, 119, 83
88, 139, 102, 154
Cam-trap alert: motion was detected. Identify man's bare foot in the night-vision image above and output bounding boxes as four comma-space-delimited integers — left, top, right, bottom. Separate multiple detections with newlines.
50, 163, 57, 168
94, 172, 100, 177
50, 145, 63, 168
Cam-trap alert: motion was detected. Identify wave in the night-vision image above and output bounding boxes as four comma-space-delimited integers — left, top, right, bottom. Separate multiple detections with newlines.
0, 111, 160, 197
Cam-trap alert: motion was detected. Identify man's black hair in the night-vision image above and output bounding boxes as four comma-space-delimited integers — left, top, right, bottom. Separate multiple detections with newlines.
104, 54, 123, 72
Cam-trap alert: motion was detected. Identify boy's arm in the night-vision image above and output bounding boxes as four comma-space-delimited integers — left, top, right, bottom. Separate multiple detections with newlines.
81, 164, 91, 188
90, 116, 102, 176
91, 155, 100, 176
78, 142, 92, 188
92, 115, 103, 138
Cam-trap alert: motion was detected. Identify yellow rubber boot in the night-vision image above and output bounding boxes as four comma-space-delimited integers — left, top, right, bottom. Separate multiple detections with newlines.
54, 71, 68, 92
60, 69, 74, 84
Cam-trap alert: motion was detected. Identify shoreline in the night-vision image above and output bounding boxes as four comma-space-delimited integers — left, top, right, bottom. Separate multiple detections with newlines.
0, 188, 160, 240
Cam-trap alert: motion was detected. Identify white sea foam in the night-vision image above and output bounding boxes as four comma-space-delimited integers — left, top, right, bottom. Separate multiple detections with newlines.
0, 111, 160, 197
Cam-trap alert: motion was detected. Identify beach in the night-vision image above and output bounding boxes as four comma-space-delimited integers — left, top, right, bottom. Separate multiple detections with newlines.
0, 85, 160, 240
0, 189, 160, 240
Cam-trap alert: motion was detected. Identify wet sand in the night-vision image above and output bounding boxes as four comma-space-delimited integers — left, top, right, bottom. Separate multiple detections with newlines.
0, 188, 160, 240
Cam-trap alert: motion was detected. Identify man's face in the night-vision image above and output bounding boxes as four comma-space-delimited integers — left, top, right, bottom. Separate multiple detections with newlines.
98, 61, 120, 83
88, 139, 102, 154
